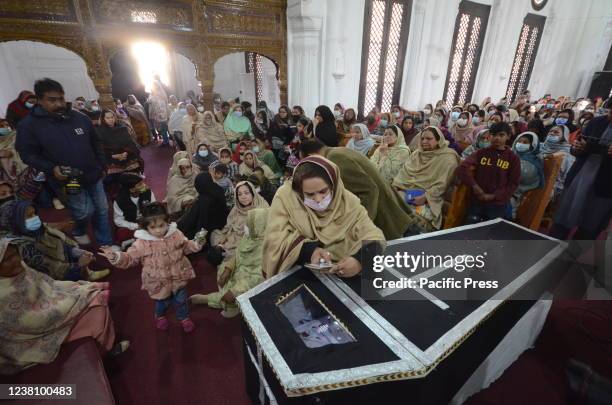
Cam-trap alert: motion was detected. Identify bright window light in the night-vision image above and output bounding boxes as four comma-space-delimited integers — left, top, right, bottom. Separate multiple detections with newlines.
131, 41, 170, 93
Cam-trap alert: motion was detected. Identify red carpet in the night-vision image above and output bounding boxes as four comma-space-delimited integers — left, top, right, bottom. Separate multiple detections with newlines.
103, 145, 249, 405
39, 144, 249, 405
37, 145, 612, 405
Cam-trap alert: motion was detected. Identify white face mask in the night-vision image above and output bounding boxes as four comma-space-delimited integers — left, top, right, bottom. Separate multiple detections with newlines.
197, 106, 204, 112
423, 108, 432, 115
303, 193, 332, 211
91, 105, 100, 111
457, 118, 468, 127
515, 143, 530, 153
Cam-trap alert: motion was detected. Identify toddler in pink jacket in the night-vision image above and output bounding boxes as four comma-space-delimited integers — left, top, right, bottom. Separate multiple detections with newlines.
100, 203, 203, 333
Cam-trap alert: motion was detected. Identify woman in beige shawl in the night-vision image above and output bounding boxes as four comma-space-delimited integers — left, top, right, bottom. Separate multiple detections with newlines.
263, 156, 385, 278
196, 111, 228, 153
450, 111, 474, 147
369, 124, 412, 185
211, 181, 269, 258
167, 151, 190, 186
0, 238, 127, 375
239, 151, 277, 183
181, 104, 202, 156
392, 126, 460, 232
165, 158, 197, 215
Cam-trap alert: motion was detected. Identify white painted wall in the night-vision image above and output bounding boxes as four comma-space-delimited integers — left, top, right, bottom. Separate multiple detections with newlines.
0, 40, 98, 115
287, 0, 612, 114
170, 52, 201, 100
212, 51, 281, 111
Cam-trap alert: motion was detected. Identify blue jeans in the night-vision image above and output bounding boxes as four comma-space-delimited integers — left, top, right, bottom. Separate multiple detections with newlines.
64, 179, 113, 245
154, 288, 189, 320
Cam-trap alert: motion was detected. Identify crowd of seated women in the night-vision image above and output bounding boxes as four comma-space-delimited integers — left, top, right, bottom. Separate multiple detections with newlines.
1, 84, 610, 375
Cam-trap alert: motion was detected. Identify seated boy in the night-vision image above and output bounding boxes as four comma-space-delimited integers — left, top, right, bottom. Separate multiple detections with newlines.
456, 122, 521, 223
113, 172, 156, 248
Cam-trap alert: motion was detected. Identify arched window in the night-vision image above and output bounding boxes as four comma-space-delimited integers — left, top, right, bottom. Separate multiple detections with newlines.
246, 52, 264, 105
505, 14, 546, 103
358, 0, 412, 117
443, 0, 490, 108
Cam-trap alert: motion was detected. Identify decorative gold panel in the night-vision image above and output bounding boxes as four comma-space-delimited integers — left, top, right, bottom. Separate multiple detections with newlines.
0, 0, 288, 108
0, 0, 78, 23
205, 6, 281, 37
92, 0, 194, 32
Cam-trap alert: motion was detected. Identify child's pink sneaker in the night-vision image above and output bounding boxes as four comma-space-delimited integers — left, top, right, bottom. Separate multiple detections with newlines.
155, 317, 169, 331
181, 318, 195, 333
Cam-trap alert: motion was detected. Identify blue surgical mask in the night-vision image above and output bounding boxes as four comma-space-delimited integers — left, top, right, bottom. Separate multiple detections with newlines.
554, 118, 568, 125
25, 215, 42, 231
478, 141, 491, 148
25, 102, 35, 108
198, 150, 209, 157
472, 116, 480, 125
515, 143, 530, 153
451, 111, 460, 121
546, 103, 554, 109
380, 119, 388, 127
0, 128, 10, 136
233, 111, 243, 117
546, 135, 560, 143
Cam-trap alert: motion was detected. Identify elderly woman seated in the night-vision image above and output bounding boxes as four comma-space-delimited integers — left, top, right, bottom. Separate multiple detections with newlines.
0, 237, 128, 375
392, 126, 460, 233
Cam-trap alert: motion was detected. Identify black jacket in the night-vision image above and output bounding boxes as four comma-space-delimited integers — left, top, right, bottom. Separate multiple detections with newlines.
565, 115, 612, 198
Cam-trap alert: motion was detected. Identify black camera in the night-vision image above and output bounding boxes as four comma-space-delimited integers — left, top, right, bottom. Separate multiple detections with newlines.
59, 166, 84, 195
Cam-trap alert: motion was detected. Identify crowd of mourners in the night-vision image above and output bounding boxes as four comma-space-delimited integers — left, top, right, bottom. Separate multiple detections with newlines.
1, 77, 610, 375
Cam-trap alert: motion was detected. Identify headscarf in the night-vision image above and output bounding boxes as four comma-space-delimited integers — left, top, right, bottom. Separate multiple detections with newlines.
461, 128, 490, 159
165, 158, 197, 214
512, 132, 545, 189
224, 105, 252, 140
0, 236, 109, 375
192, 143, 218, 171
257, 101, 275, 124
508, 108, 520, 123
400, 116, 418, 146
167, 151, 190, 184
392, 126, 460, 229
346, 123, 375, 156
370, 125, 412, 184
338, 108, 357, 132
95, 119, 140, 166
450, 111, 474, 143
6, 91, 34, 125
239, 151, 276, 182
198, 111, 228, 152
313, 105, 339, 147
539, 125, 571, 155
0, 128, 27, 184
262, 156, 385, 277
213, 181, 269, 255
0, 199, 33, 236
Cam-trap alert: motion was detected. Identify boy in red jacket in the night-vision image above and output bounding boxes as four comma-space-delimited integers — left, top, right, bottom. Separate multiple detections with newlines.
456, 122, 521, 223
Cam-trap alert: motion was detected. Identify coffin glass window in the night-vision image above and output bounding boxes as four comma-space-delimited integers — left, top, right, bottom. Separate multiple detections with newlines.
277, 285, 356, 349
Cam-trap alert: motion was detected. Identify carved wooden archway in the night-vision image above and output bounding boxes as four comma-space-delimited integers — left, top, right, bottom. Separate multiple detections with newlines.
0, 0, 287, 110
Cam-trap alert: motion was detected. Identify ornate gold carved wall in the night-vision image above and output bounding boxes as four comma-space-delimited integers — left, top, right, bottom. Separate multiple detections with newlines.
0, 0, 287, 109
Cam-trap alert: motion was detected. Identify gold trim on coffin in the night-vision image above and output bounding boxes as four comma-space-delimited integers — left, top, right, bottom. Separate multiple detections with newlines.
242, 296, 507, 397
